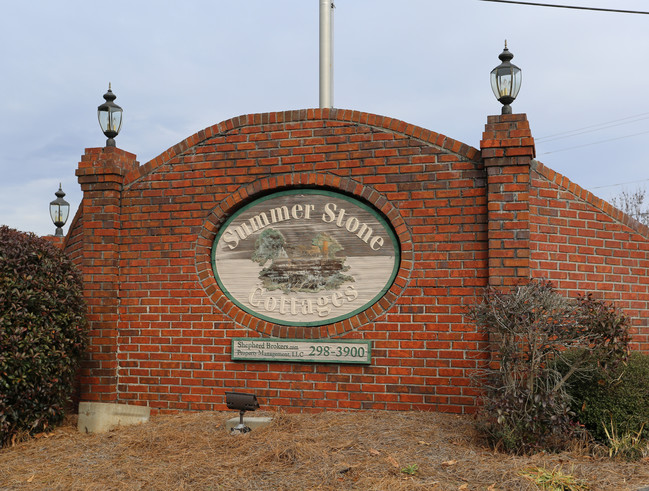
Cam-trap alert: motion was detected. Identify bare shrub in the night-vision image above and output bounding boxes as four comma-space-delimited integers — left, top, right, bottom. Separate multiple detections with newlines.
611, 187, 649, 226
468, 280, 630, 454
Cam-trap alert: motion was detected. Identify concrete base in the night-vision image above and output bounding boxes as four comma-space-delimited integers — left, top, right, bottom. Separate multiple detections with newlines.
225, 416, 273, 432
78, 402, 150, 434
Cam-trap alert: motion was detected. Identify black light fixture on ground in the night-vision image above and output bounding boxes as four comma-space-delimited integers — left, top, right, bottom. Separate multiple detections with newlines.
226, 392, 260, 433
97, 84, 123, 147
490, 41, 522, 114
49, 184, 70, 237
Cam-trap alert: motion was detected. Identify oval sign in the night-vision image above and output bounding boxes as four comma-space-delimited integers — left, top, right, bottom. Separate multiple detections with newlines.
212, 189, 400, 326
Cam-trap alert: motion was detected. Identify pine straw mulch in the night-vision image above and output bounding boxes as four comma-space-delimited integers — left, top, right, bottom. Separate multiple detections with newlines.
1, 411, 649, 490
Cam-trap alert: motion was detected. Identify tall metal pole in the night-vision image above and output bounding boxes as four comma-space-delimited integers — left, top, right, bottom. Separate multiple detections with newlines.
319, 0, 334, 108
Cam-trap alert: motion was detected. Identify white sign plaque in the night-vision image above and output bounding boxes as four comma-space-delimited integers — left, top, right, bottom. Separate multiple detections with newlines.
231, 338, 372, 364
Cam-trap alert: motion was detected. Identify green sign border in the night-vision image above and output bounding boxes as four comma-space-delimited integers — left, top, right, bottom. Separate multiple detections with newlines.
212, 189, 400, 327
231, 338, 372, 364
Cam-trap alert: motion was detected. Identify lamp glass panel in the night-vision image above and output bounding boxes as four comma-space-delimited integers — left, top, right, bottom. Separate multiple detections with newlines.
492, 68, 512, 98
490, 71, 503, 99
98, 110, 110, 133
498, 73, 513, 98
50, 203, 61, 224
59, 202, 70, 224
109, 110, 122, 133
510, 70, 522, 99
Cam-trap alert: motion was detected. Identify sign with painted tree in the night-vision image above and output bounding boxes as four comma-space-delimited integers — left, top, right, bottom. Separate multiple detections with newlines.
212, 189, 400, 326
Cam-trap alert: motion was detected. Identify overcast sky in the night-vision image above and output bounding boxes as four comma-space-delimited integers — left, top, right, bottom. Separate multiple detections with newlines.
2, 0, 648, 237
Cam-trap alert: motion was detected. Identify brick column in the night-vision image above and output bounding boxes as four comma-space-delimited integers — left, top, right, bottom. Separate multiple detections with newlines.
75, 147, 139, 402
42, 236, 65, 248
480, 114, 535, 287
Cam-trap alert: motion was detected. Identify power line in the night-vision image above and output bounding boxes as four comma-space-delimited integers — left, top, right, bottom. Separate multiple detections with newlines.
538, 120, 649, 143
539, 129, 649, 155
535, 113, 649, 143
592, 178, 649, 190
478, 0, 649, 15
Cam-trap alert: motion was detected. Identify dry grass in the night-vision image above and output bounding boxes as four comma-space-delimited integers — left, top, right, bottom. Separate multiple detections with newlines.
1, 411, 649, 490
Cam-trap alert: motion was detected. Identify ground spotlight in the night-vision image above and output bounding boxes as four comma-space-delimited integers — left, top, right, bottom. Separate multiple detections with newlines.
226, 392, 260, 433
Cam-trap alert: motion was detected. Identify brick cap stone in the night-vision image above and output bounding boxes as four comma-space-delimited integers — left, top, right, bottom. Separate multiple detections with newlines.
480, 112, 536, 163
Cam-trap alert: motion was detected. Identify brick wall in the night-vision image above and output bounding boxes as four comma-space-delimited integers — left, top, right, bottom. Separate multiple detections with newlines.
66, 108, 649, 414
530, 161, 649, 351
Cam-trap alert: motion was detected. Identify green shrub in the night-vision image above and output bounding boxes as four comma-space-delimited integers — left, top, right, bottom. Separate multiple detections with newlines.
0, 226, 87, 446
563, 351, 649, 445
468, 280, 630, 454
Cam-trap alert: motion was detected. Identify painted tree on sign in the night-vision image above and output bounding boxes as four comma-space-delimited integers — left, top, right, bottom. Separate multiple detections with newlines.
312, 232, 343, 258
251, 228, 287, 266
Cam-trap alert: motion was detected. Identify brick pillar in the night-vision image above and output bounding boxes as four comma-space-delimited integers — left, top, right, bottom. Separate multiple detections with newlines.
42, 235, 65, 248
75, 147, 139, 402
480, 114, 535, 287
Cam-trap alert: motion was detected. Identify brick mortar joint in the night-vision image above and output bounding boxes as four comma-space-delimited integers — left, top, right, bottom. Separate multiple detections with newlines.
483, 158, 533, 168
76, 166, 131, 177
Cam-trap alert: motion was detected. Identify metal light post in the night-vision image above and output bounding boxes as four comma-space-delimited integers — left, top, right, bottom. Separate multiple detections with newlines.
490, 41, 522, 115
319, 0, 334, 109
49, 184, 70, 237
97, 84, 123, 147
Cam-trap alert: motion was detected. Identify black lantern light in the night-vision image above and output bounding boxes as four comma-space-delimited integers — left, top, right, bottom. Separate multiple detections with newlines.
490, 41, 522, 115
49, 184, 70, 237
97, 83, 123, 147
